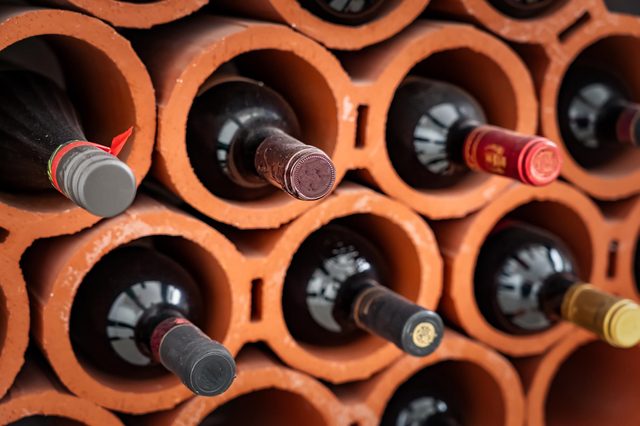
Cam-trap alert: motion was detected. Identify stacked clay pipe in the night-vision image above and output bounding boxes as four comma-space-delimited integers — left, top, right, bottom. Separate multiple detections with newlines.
0, 0, 639, 425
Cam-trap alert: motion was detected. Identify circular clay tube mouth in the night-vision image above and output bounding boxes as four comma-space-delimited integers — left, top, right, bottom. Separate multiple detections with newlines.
387, 46, 520, 195
545, 340, 640, 426
43, 0, 207, 28
281, 213, 426, 359
556, 36, 640, 178
67, 235, 232, 394
0, 8, 154, 225
24, 200, 242, 413
435, 183, 606, 356
195, 388, 328, 426
266, 186, 442, 383
382, 360, 507, 426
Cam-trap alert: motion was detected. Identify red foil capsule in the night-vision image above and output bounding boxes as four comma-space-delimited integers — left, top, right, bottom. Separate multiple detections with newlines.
463, 125, 562, 186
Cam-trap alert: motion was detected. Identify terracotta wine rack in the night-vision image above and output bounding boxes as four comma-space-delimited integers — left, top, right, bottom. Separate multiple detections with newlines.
0, 6, 156, 246
214, 0, 430, 50
0, 359, 123, 425
517, 329, 640, 426
36, 0, 207, 28
529, 11, 640, 200
431, 181, 609, 357
1, 1, 639, 424
16, 184, 441, 413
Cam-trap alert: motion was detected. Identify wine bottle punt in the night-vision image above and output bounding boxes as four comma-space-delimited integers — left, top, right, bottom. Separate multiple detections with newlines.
488, 0, 558, 19
386, 76, 562, 189
70, 243, 236, 396
297, 0, 386, 25
283, 223, 444, 356
0, 68, 136, 217
558, 65, 640, 168
187, 76, 336, 202
381, 363, 463, 426
475, 222, 640, 348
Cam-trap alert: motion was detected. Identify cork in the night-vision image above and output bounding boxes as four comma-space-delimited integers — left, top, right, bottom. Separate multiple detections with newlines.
431, 181, 608, 356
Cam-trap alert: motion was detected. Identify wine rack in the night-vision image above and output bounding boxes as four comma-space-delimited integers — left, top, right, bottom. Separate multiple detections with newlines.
0, 0, 639, 425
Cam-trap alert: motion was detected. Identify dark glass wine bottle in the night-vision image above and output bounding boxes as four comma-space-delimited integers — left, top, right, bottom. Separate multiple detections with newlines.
283, 223, 444, 356
0, 68, 136, 217
475, 222, 640, 348
297, 0, 385, 25
70, 243, 236, 396
187, 76, 335, 202
558, 65, 640, 168
386, 76, 562, 189
488, 0, 557, 19
381, 363, 463, 426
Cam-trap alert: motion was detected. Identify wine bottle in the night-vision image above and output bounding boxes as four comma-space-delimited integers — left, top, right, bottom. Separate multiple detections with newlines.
187, 76, 336, 202
297, 0, 385, 25
488, 0, 557, 19
386, 76, 562, 189
283, 223, 444, 356
70, 243, 236, 396
380, 363, 463, 426
558, 65, 640, 168
0, 68, 136, 217
475, 222, 640, 348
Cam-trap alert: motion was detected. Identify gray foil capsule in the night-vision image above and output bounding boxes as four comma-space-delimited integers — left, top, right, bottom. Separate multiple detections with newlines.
55, 145, 136, 217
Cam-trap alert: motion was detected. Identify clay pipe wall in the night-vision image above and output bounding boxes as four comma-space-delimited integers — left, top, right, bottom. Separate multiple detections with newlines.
132, 15, 353, 229
427, 0, 602, 43
0, 357, 123, 425
525, 11, 640, 200
21, 196, 250, 414
0, 6, 156, 252
34, 0, 207, 28
516, 329, 640, 426
338, 20, 539, 219
336, 329, 524, 426
430, 181, 608, 356
133, 348, 366, 426
0, 253, 29, 400
597, 195, 640, 301
213, 0, 430, 50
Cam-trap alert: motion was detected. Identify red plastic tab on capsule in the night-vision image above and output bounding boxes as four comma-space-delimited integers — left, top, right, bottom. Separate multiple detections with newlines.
48, 127, 134, 194
463, 125, 562, 186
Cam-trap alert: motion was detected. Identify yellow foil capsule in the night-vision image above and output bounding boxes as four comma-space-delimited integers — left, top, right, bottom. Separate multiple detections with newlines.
561, 283, 640, 348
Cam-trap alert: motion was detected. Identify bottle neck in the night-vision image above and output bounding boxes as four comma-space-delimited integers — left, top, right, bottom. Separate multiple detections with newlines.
604, 100, 640, 148
135, 305, 186, 359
